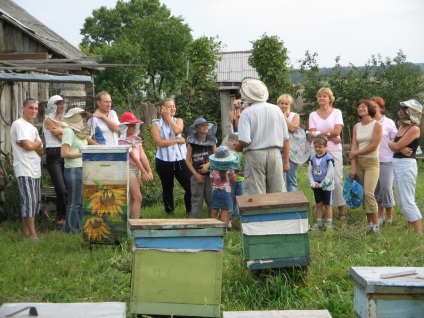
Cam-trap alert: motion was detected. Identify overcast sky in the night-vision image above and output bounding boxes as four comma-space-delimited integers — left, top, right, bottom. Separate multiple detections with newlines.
12, 0, 424, 68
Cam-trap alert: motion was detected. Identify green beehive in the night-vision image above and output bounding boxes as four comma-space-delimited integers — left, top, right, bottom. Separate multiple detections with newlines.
129, 219, 225, 317
237, 192, 310, 270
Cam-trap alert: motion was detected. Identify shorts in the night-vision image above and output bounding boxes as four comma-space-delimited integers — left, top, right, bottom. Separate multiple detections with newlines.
313, 188, 333, 206
17, 176, 41, 217
212, 189, 232, 210
129, 164, 140, 177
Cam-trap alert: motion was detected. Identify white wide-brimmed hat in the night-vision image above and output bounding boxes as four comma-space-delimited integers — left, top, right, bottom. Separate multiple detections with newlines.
240, 77, 269, 103
400, 99, 423, 125
62, 107, 91, 132
187, 118, 217, 146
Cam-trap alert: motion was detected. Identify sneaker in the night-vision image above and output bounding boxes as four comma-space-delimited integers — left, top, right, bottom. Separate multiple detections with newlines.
371, 226, 379, 235
386, 218, 393, 225
227, 221, 232, 230
325, 223, 333, 231
378, 217, 385, 226
310, 223, 322, 231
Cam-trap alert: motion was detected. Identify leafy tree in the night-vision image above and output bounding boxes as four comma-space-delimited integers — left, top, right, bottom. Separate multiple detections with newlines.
175, 36, 222, 136
80, 0, 192, 104
248, 34, 293, 102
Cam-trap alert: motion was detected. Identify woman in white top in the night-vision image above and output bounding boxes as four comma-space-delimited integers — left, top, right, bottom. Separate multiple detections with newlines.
349, 100, 382, 234
308, 87, 346, 219
151, 98, 191, 214
43, 95, 67, 230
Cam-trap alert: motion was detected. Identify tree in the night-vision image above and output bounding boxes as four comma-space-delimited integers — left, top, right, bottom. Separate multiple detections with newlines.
175, 36, 222, 133
80, 0, 193, 104
248, 34, 293, 102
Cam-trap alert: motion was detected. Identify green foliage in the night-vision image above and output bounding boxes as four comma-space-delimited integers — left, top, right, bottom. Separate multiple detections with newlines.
249, 34, 294, 102
175, 36, 222, 137
297, 50, 424, 130
80, 0, 193, 103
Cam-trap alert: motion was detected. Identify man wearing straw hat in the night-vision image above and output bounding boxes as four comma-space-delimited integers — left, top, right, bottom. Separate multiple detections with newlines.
236, 78, 290, 195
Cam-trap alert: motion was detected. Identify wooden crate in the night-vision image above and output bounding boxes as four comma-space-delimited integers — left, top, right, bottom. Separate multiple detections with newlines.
129, 219, 225, 317
237, 192, 310, 270
223, 310, 332, 317
350, 267, 424, 318
0, 302, 126, 317
80, 146, 130, 244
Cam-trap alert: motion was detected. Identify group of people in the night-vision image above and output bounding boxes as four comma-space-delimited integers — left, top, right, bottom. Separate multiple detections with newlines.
10, 79, 423, 242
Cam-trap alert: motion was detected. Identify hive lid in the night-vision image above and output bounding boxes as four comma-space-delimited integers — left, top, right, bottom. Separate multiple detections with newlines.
236, 191, 309, 212
128, 218, 225, 230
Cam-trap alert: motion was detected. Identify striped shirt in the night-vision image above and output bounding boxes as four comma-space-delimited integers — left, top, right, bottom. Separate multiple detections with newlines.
155, 117, 187, 162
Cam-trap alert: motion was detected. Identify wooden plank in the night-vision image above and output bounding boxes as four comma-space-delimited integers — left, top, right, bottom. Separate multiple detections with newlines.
0, 73, 93, 83
237, 191, 309, 211
130, 302, 220, 317
131, 249, 223, 306
131, 227, 223, 238
133, 236, 223, 250
0, 302, 126, 318
0, 52, 48, 60
246, 257, 310, 270
223, 310, 332, 318
243, 233, 310, 261
350, 267, 424, 294
381, 270, 417, 279
128, 218, 225, 230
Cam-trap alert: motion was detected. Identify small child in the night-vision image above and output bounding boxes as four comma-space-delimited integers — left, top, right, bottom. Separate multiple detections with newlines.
308, 135, 335, 231
118, 112, 153, 219
226, 133, 244, 228
209, 146, 238, 229
185, 118, 217, 218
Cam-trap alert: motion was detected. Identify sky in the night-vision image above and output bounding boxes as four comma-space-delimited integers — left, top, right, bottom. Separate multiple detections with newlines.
12, 0, 424, 68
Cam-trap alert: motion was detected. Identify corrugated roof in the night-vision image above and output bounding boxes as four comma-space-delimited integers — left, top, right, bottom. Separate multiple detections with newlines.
216, 51, 259, 83
0, 0, 87, 60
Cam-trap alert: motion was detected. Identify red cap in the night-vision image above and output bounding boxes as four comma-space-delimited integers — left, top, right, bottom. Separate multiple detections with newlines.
119, 112, 142, 124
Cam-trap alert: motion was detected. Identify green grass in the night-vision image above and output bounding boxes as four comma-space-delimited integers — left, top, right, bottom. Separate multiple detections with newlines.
1, 164, 424, 318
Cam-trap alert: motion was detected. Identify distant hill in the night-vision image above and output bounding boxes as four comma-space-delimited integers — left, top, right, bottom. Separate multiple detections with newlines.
289, 63, 424, 83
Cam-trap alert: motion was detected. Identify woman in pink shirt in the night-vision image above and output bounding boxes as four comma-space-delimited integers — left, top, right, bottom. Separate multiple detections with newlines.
308, 87, 346, 219
370, 97, 397, 225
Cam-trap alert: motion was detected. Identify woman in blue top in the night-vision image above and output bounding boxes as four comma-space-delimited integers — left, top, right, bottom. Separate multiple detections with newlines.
151, 98, 191, 214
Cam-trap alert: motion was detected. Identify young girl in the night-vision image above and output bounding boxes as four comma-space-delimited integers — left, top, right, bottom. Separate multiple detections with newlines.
185, 118, 217, 218
118, 112, 153, 219
308, 135, 335, 231
209, 146, 238, 229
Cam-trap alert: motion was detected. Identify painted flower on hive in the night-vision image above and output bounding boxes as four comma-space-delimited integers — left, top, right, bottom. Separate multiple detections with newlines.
83, 217, 111, 241
88, 180, 127, 218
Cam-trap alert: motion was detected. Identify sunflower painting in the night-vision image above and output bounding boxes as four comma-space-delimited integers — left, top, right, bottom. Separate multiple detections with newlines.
83, 181, 129, 243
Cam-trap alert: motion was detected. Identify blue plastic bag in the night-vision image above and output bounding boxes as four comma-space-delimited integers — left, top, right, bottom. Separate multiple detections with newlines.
343, 173, 364, 209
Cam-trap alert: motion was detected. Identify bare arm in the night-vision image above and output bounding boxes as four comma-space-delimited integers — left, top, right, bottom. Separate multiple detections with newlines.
282, 138, 290, 172
350, 122, 382, 158
389, 125, 420, 152
285, 113, 300, 132
151, 123, 186, 148
44, 118, 64, 141
161, 107, 184, 134
61, 144, 81, 159
93, 110, 119, 133
20, 139, 43, 151
349, 125, 358, 180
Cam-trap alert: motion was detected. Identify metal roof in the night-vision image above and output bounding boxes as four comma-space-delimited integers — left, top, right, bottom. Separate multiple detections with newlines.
215, 51, 259, 83
0, 0, 87, 60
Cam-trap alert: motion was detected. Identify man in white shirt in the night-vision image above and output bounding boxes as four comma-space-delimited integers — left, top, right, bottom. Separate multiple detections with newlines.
10, 98, 44, 242
236, 78, 290, 195
88, 91, 120, 145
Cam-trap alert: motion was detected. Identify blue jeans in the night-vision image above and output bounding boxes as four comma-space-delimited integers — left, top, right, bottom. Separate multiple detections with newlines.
230, 181, 244, 217
64, 167, 83, 233
283, 158, 298, 192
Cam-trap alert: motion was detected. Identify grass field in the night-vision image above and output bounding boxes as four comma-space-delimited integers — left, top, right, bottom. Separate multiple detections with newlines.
1, 164, 424, 318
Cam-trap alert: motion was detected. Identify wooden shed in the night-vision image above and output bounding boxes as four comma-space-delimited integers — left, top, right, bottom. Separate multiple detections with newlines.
0, 0, 98, 154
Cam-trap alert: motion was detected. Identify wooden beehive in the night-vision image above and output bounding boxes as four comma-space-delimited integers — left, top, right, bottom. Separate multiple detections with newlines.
129, 219, 225, 317
237, 192, 310, 270
350, 266, 424, 318
80, 145, 130, 244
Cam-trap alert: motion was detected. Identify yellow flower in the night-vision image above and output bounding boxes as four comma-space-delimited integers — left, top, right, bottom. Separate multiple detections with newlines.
83, 217, 111, 241
88, 187, 127, 218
